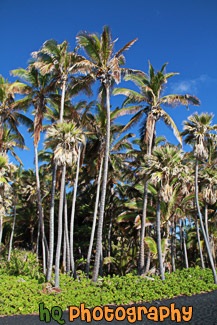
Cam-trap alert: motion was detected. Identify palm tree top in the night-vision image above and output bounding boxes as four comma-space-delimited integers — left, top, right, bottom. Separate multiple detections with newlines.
182, 112, 217, 160
113, 62, 200, 145
76, 25, 138, 85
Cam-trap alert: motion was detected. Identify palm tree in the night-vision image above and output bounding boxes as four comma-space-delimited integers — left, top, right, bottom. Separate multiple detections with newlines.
0, 75, 32, 148
182, 112, 217, 284
11, 66, 56, 272
0, 125, 26, 164
32, 40, 92, 281
113, 62, 200, 275
77, 25, 137, 282
45, 121, 84, 287
142, 145, 185, 280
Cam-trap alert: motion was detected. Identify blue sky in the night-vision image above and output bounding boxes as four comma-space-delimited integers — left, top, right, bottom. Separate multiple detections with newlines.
1, 0, 217, 169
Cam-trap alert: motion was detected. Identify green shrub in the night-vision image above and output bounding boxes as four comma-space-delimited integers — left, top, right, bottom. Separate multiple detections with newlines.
0, 249, 42, 280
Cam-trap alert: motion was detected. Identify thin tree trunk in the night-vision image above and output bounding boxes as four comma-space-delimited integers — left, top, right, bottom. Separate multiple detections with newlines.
42, 236, 46, 275
182, 219, 189, 269
34, 144, 48, 272
63, 231, 66, 274
64, 190, 70, 274
8, 203, 16, 262
55, 164, 66, 287
107, 186, 114, 274
195, 160, 217, 283
70, 145, 81, 277
156, 195, 165, 281
92, 83, 110, 283
99, 244, 103, 277
144, 249, 151, 274
171, 217, 176, 272
36, 221, 40, 257
46, 162, 57, 281
60, 79, 66, 122
204, 203, 210, 246
86, 159, 103, 276
196, 216, 205, 268
138, 118, 156, 275
47, 76, 66, 281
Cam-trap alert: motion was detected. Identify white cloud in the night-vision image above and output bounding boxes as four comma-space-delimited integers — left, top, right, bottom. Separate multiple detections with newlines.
171, 74, 217, 94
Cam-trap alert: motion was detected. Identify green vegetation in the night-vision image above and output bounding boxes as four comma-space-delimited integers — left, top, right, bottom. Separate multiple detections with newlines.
0, 253, 216, 316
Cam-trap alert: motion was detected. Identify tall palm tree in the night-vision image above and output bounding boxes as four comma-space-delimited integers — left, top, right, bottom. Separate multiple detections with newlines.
142, 145, 185, 280
84, 103, 135, 276
182, 112, 217, 284
11, 66, 56, 272
45, 121, 84, 287
77, 25, 137, 282
32, 40, 93, 281
113, 62, 200, 274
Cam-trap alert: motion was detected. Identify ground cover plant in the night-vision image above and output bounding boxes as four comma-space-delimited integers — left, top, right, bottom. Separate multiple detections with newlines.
0, 260, 216, 316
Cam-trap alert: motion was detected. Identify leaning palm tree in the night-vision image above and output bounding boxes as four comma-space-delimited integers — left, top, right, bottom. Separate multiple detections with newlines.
113, 62, 200, 274
45, 121, 85, 287
182, 112, 217, 284
77, 25, 137, 282
0, 75, 32, 149
11, 66, 56, 273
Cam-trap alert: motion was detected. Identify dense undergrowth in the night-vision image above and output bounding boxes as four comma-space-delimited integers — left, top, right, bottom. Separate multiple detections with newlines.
0, 251, 217, 316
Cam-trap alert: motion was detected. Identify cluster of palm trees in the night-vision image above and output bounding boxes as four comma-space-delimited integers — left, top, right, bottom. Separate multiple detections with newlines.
0, 26, 216, 287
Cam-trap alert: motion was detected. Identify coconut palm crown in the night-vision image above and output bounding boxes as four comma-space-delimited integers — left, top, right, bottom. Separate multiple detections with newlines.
182, 112, 217, 160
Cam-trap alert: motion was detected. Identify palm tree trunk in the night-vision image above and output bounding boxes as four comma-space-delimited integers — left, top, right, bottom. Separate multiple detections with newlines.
64, 190, 70, 274
8, 203, 16, 262
144, 249, 151, 274
63, 231, 66, 274
92, 83, 110, 283
70, 144, 81, 277
204, 203, 210, 246
36, 221, 40, 258
156, 195, 165, 281
182, 219, 189, 268
60, 78, 66, 122
86, 158, 103, 276
171, 217, 176, 272
34, 144, 48, 272
46, 162, 57, 281
162, 222, 170, 266
138, 118, 156, 275
196, 216, 205, 268
55, 164, 66, 287
42, 236, 46, 275
47, 75, 66, 281
107, 186, 114, 274
195, 160, 217, 284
